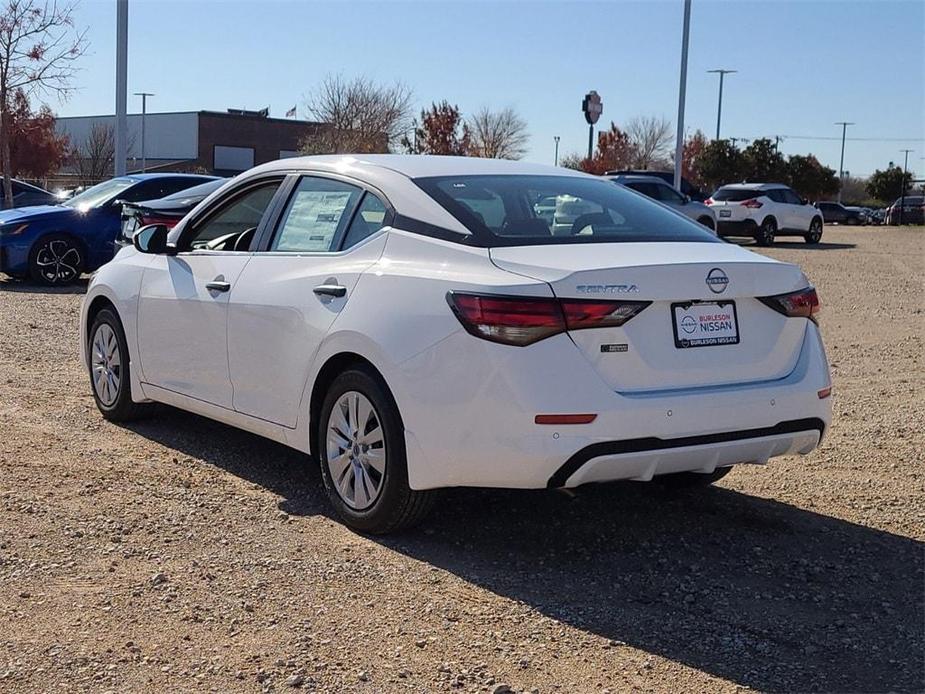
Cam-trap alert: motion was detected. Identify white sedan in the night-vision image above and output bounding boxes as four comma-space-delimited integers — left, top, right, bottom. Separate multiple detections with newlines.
80, 155, 832, 533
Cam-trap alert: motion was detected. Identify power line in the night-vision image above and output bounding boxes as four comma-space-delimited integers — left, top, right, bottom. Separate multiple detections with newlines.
734, 134, 925, 142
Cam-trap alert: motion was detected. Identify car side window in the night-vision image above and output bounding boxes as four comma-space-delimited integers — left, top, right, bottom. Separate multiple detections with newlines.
185, 181, 281, 250
626, 182, 659, 199
655, 184, 685, 203
766, 190, 785, 203
342, 193, 388, 250
783, 190, 803, 205
270, 177, 363, 252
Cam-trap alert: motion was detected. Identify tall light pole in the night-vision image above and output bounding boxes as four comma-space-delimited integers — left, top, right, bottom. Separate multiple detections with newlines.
553, 136, 560, 166
707, 69, 736, 140
899, 148, 913, 225
114, 0, 128, 177
835, 121, 854, 202
134, 92, 154, 172
673, 0, 692, 190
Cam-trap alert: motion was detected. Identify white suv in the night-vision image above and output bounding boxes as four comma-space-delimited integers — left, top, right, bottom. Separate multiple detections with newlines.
706, 183, 823, 246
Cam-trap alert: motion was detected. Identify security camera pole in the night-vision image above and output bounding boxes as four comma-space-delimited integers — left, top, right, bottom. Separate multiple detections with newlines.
707, 69, 737, 140
553, 136, 560, 166
835, 121, 854, 202
582, 91, 602, 161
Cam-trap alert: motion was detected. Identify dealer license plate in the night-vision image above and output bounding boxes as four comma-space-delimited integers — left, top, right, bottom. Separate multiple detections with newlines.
672, 301, 739, 348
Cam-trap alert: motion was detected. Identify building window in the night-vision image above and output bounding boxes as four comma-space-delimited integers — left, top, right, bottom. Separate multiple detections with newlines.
214, 145, 255, 172
279, 150, 300, 159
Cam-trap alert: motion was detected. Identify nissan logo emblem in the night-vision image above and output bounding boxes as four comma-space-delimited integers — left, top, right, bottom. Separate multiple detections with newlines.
705, 268, 729, 294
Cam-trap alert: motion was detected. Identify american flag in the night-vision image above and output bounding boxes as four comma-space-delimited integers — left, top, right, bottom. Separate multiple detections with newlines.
285, 106, 296, 118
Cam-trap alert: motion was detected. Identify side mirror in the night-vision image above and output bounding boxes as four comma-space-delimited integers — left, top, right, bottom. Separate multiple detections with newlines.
801, 198, 809, 205
133, 224, 170, 254
682, 194, 691, 204
111, 198, 126, 210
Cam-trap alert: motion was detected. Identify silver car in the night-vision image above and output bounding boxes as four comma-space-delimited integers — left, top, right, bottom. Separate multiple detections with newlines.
606, 175, 716, 232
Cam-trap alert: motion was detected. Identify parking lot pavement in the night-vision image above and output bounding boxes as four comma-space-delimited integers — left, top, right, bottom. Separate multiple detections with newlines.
0, 227, 922, 692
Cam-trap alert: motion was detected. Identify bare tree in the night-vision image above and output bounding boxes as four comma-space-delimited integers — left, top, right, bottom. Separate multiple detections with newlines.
300, 74, 413, 154
467, 107, 529, 159
625, 115, 673, 169
71, 121, 113, 184
0, 0, 87, 206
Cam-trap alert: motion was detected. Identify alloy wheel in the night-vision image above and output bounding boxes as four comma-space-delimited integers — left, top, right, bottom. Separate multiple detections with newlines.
35, 239, 81, 284
90, 323, 121, 406
325, 391, 386, 510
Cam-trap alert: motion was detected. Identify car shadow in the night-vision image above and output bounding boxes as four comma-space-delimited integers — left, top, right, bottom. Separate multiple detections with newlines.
123, 406, 923, 693
0, 275, 89, 294
727, 239, 857, 251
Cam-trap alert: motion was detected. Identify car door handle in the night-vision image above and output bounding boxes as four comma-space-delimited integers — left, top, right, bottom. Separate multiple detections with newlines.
313, 284, 347, 298
206, 281, 231, 292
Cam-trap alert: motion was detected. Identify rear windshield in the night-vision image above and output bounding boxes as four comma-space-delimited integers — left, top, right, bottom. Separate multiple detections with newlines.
712, 188, 764, 202
415, 175, 719, 246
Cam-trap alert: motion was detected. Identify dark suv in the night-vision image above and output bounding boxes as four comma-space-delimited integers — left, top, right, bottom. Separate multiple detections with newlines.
815, 201, 866, 225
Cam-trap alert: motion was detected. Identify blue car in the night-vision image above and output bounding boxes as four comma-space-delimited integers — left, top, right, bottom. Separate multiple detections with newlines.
0, 173, 216, 285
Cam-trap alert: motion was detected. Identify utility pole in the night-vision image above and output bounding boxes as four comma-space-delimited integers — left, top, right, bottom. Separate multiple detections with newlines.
707, 69, 736, 140
114, 0, 128, 177
673, 0, 692, 190
553, 136, 560, 167
899, 148, 913, 225
835, 121, 854, 202
133, 92, 154, 172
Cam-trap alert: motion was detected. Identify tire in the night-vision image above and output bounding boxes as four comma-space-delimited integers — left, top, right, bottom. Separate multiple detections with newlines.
657, 466, 733, 488
804, 218, 823, 244
87, 307, 150, 422
29, 233, 84, 285
697, 216, 715, 231
755, 217, 776, 246
317, 367, 436, 534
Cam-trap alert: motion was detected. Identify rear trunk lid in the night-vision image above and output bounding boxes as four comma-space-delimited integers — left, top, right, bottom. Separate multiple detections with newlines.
490, 242, 809, 392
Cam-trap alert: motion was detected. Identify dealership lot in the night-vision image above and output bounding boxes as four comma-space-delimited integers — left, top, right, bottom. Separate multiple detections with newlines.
0, 228, 922, 692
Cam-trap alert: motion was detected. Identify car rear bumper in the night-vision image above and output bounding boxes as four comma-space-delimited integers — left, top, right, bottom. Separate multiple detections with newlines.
716, 219, 758, 236
396, 322, 832, 490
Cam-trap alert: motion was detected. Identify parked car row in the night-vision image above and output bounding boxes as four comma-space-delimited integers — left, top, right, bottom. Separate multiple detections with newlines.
0, 173, 217, 284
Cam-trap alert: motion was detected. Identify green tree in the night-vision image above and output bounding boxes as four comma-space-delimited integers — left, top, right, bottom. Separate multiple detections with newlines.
787, 154, 839, 201
697, 139, 744, 192
866, 166, 914, 204
742, 138, 787, 182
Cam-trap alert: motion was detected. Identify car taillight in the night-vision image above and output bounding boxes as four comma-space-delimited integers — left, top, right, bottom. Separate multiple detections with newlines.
741, 198, 763, 209
141, 214, 179, 228
704, 198, 714, 205
758, 287, 820, 322
447, 293, 650, 346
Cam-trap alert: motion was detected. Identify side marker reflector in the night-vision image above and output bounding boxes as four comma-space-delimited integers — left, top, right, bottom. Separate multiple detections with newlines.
535, 414, 598, 425
817, 387, 832, 399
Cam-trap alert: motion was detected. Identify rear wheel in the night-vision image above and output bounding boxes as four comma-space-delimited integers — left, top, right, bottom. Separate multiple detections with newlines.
88, 308, 150, 421
755, 218, 776, 246
697, 216, 715, 231
804, 218, 823, 244
29, 234, 83, 285
657, 466, 732, 488
318, 367, 436, 534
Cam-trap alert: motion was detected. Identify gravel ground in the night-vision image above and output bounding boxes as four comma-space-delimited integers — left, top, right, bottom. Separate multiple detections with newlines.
0, 226, 922, 693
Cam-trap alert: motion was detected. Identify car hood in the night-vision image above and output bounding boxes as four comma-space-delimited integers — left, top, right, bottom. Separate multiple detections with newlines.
0, 204, 71, 224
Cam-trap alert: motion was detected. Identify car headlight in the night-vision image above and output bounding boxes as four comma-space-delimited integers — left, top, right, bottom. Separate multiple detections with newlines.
0, 223, 28, 236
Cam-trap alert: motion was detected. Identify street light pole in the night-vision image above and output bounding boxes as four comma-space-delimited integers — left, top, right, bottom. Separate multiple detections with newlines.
133, 92, 154, 172
673, 0, 692, 190
553, 136, 560, 167
707, 69, 736, 140
835, 121, 854, 202
899, 148, 913, 225
114, 0, 128, 177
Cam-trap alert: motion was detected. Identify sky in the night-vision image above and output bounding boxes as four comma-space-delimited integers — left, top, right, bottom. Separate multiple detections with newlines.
50, 0, 925, 179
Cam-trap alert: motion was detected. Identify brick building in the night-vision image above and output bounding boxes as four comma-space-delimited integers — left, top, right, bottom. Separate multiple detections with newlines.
56, 108, 329, 177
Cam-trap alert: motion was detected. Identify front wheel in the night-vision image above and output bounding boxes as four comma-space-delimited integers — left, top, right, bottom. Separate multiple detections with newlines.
88, 308, 151, 421
318, 367, 436, 534
755, 218, 776, 246
804, 218, 823, 244
29, 234, 84, 285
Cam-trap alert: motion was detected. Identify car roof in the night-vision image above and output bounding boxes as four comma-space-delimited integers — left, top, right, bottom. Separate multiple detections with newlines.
606, 174, 668, 184
247, 154, 587, 180
717, 182, 788, 191
122, 173, 219, 182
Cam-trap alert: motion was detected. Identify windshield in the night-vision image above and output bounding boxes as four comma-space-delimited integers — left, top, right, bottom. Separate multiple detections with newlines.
416, 175, 719, 246
712, 188, 764, 202
63, 178, 134, 210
